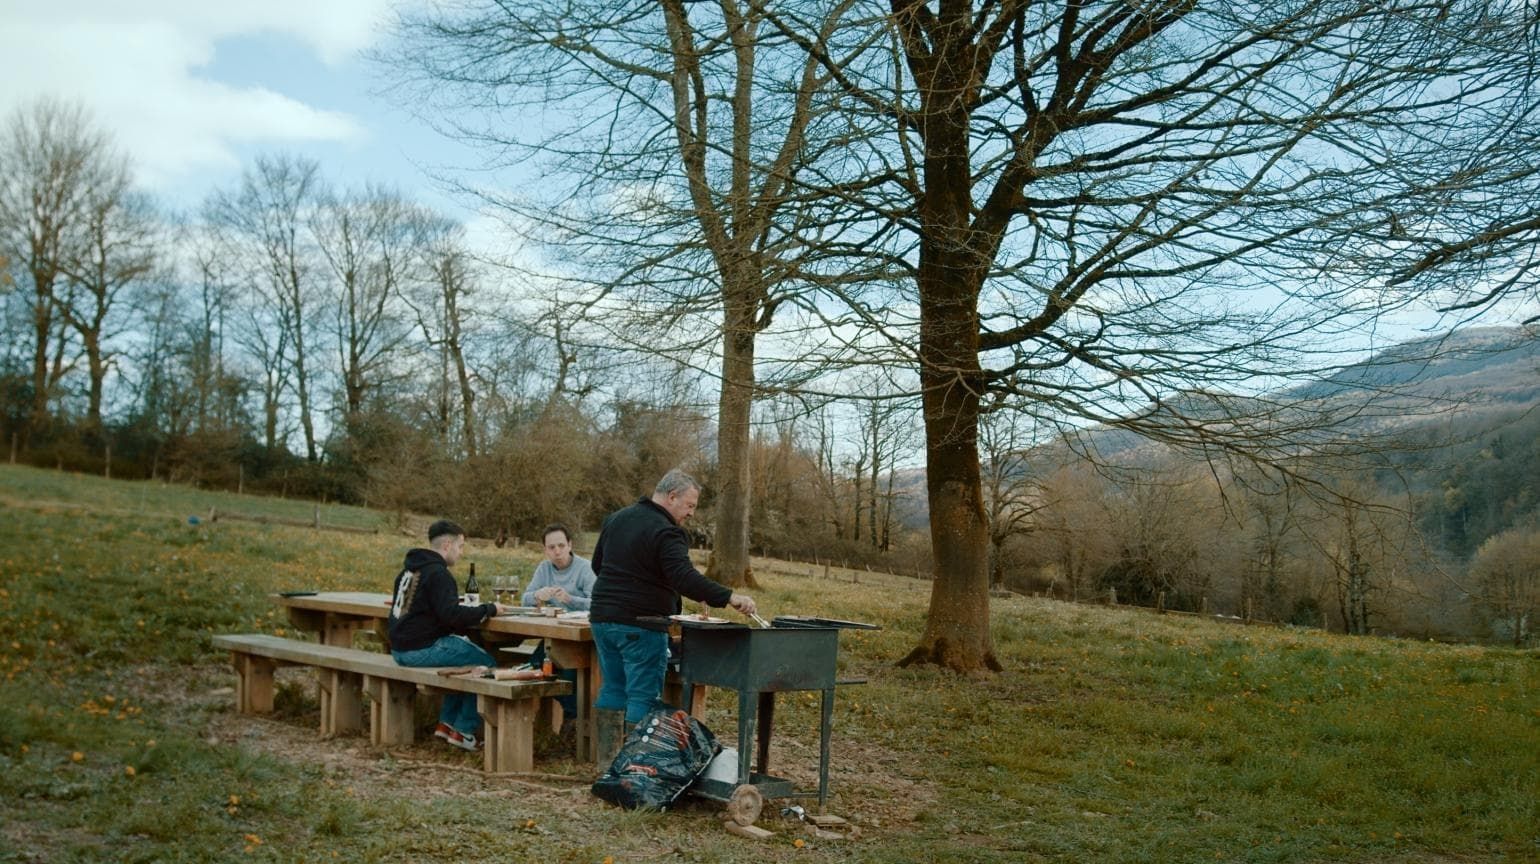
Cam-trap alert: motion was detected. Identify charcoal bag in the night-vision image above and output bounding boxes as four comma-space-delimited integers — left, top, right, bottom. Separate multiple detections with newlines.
591, 705, 721, 810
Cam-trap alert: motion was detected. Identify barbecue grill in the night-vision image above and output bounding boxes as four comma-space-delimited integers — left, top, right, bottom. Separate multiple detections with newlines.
671, 615, 877, 808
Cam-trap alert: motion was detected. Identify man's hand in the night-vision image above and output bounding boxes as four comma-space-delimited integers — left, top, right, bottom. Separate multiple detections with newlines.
728, 593, 757, 617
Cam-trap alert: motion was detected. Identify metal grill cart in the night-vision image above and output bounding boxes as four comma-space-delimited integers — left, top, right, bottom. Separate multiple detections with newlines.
672, 615, 877, 812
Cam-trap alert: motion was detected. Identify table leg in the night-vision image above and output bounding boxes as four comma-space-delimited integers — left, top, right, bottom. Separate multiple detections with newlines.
320, 613, 358, 648
548, 641, 597, 762
576, 666, 597, 761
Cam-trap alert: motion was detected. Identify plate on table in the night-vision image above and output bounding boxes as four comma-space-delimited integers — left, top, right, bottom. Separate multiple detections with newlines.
496, 606, 541, 616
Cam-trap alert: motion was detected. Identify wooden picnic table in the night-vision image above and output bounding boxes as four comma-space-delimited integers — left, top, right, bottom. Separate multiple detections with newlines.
273, 591, 603, 760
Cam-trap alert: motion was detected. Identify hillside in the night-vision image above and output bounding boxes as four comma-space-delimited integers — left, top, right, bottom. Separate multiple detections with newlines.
1285, 326, 1540, 405
900, 326, 1540, 532
0, 465, 1536, 862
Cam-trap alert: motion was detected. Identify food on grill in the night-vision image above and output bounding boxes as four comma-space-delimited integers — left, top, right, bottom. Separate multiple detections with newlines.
669, 613, 728, 624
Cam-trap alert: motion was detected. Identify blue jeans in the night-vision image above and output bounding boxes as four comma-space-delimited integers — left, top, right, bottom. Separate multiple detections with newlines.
592, 622, 668, 724
392, 634, 493, 735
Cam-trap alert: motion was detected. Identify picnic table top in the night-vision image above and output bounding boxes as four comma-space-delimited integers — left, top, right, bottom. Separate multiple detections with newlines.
272, 590, 593, 640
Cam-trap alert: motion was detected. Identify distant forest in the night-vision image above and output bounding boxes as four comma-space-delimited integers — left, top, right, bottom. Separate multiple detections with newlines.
980, 328, 1540, 646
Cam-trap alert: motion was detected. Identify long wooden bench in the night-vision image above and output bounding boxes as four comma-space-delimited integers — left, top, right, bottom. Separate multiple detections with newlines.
210, 633, 572, 773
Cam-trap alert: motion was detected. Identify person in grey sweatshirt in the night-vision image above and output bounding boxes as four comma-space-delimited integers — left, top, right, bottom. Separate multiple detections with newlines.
521, 523, 595, 610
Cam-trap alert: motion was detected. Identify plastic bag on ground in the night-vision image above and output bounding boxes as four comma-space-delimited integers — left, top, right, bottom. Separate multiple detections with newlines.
591, 704, 721, 811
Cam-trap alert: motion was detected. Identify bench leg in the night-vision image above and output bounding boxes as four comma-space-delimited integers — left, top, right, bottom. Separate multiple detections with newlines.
364, 675, 416, 747
320, 670, 363, 737
233, 654, 275, 713
479, 695, 536, 774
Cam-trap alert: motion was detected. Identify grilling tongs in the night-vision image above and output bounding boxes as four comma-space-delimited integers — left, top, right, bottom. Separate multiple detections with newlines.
748, 610, 772, 629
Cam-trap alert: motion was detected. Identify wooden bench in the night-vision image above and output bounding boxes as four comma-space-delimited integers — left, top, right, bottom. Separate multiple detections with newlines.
210, 633, 572, 773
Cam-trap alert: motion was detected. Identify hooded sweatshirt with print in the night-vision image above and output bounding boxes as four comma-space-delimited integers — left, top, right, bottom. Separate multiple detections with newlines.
389, 547, 494, 652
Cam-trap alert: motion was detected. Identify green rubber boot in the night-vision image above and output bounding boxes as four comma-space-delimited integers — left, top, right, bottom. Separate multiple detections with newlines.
595, 709, 627, 769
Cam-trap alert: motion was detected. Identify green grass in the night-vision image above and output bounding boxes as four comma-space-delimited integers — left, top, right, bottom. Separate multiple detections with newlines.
1, 462, 1536, 863
0, 462, 390, 532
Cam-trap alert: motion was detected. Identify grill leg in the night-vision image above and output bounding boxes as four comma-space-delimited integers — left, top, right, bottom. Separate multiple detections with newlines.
736, 689, 756, 785
818, 688, 834, 810
756, 691, 774, 775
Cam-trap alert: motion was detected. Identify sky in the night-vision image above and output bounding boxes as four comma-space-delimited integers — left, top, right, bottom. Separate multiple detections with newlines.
0, 0, 486, 224
2, 0, 1530, 359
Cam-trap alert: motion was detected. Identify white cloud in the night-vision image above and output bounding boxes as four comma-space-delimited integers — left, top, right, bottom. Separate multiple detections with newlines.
0, 0, 400, 190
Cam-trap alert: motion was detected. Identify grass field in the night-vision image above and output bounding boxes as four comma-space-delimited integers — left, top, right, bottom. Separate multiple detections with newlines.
0, 463, 1535, 863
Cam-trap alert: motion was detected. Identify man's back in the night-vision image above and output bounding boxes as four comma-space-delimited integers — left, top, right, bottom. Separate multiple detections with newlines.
590, 497, 729, 623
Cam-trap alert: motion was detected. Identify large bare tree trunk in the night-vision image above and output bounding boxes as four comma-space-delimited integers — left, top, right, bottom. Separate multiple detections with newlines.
711, 288, 758, 588
898, 262, 1000, 670
897, 10, 999, 671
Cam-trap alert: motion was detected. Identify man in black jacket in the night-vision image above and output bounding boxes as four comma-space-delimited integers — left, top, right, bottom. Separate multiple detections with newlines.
389, 519, 510, 751
590, 469, 755, 745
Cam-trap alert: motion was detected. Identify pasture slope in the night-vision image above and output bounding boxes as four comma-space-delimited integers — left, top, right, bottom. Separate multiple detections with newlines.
0, 464, 1534, 863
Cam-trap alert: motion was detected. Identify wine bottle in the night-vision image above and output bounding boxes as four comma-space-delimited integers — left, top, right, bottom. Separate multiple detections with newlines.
465, 562, 480, 604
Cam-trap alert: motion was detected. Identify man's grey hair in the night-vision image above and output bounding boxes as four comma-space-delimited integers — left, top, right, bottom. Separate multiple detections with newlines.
655, 468, 701, 497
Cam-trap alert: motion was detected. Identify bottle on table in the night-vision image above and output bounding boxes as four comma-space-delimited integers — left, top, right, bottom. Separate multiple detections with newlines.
541, 639, 553, 677
465, 562, 480, 604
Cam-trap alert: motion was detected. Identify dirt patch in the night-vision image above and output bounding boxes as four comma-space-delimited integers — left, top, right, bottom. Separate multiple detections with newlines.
183, 661, 934, 835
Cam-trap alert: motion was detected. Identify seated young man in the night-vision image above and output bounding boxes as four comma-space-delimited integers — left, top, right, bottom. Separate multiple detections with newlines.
388, 519, 509, 750
522, 523, 595, 723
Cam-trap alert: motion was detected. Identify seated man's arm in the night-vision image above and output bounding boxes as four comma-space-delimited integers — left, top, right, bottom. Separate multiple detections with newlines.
521, 565, 548, 607
426, 568, 495, 628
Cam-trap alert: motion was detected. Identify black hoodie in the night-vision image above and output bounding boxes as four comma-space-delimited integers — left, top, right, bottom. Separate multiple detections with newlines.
388, 547, 494, 652
589, 497, 733, 625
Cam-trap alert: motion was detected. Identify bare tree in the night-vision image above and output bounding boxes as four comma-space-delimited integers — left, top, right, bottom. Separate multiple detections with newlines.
388, 0, 874, 587
979, 410, 1049, 590
208, 154, 324, 461
180, 218, 241, 434
231, 289, 292, 455
758, 1, 1540, 670
1469, 524, 1540, 646
406, 220, 482, 458
0, 98, 112, 448
311, 185, 417, 420
58, 159, 158, 432
1032, 461, 1117, 601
